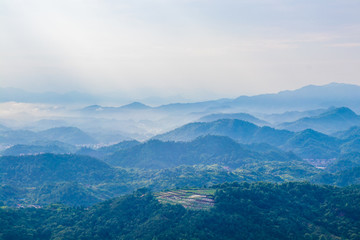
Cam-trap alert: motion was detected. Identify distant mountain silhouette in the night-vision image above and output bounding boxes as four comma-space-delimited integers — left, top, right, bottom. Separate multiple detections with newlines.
38, 127, 97, 145
199, 113, 269, 126
156, 82, 360, 113
153, 118, 360, 160
119, 102, 152, 110
0, 127, 96, 145
76, 140, 140, 160
2, 141, 77, 156
153, 119, 293, 145
262, 108, 329, 124
232, 83, 360, 112
81, 102, 151, 113
279, 107, 360, 134
9, 82, 359, 113
82, 105, 104, 111
0, 129, 38, 145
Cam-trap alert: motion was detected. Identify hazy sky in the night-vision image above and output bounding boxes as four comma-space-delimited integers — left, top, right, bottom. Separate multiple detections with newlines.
1, 0, 360, 100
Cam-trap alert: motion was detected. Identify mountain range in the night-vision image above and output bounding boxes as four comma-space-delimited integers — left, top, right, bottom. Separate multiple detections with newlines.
1, 83, 360, 239
0, 154, 117, 186
199, 113, 269, 126
157, 82, 360, 113
3, 83, 360, 145
279, 107, 360, 134
106, 135, 302, 169
5, 82, 358, 112
153, 116, 360, 159
2, 141, 77, 156
3, 106, 360, 160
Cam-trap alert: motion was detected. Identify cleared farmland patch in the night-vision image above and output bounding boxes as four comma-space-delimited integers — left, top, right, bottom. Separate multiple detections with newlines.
155, 188, 216, 210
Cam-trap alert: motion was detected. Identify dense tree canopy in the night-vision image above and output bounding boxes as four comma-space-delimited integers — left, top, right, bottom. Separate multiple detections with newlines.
0, 182, 359, 240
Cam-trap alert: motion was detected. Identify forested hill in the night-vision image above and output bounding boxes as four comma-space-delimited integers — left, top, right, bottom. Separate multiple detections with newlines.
153, 119, 293, 144
1, 182, 359, 240
0, 154, 118, 186
107, 135, 301, 169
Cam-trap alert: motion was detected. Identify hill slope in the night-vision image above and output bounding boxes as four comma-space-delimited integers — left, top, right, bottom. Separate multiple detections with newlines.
199, 113, 269, 126
153, 119, 293, 145
0, 127, 97, 145
279, 107, 360, 134
108, 135, 308, 170
0, 154, 116, 186
2, 182, 360, 240
281, 129, 341, 159
2, 141, 77, 156
38, 127, 97, 145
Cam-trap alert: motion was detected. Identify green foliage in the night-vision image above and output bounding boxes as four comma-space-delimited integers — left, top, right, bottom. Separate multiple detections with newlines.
311, 152, 360, 186
2, 141, 76, 156
1, 133, 360, 207
280, 129, 341, 159
76, 140, 140, 160
0, 149, 322, 207
280, 107, 360, 134
152, 118, 360, 160
0, 154, 118, 186
107, 135, 302, 169
153, 119, 293, 145
199, 112, 269, 126
326, 152, 360, 173
1, 182, 360, 240
313, 167, 360, 186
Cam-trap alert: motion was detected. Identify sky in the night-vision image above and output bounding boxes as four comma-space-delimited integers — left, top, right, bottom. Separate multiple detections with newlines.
1, 0, 360, 101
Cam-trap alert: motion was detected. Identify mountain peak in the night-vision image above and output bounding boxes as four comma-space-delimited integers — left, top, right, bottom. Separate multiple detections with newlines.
120, 102, 151, 110
298, 128, 326, 137
320, 107, 358, 118
82, 105, 103, 111
199, 112, 268, 126
39, 127, 97, 145
279, 106, 360, 134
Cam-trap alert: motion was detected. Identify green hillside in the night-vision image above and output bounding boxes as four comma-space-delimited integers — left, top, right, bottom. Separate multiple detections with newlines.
1, 182, 360, 240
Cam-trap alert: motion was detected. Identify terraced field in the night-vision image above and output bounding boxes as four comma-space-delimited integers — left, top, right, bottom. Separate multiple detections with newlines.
155, 188, 216, 210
